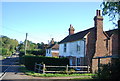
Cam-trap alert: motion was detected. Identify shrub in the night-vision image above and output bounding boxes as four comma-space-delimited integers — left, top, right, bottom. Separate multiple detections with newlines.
26, 49, 45, 56
2, 48, 8, 56
19, 50, 25, 64
22, 55, 69, 71
95, 58, 120, 80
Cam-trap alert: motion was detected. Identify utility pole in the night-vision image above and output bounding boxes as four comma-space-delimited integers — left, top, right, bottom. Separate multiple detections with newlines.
25, 33, 28, 55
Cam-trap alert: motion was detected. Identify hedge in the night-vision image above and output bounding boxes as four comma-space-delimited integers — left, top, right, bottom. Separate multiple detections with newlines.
19, 51, 25, 64
26, 49, 45, 56
22, 55, 69, 71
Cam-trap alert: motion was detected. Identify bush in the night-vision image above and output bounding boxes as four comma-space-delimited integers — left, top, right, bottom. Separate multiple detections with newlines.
95, 58, 120, 80
22, 55, 69, 71
26, 49, 45, 56
2, 48, 8, 56
19, 50, 25, 64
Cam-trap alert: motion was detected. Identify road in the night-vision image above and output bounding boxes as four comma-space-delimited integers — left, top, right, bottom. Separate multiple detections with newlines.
1, 55, 18, 72
0, 55, 19, 77
0, 55, 94, 81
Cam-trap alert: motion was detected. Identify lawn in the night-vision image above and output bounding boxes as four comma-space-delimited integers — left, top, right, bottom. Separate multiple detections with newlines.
19, 67, 96, 79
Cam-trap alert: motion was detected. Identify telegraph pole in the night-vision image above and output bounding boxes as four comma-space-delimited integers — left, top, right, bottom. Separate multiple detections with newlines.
25, 33, 28, 55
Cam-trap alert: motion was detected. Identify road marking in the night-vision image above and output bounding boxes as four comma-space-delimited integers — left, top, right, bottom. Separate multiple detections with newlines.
0, 72, 6, 81
0, 57, 15, 80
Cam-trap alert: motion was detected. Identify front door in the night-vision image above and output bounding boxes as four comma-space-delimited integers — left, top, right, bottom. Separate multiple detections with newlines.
77, 58, 80, 66
76, 58, 81, 70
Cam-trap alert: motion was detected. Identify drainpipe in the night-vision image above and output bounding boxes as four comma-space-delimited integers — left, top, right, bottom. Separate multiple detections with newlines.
83, 38, 86, 65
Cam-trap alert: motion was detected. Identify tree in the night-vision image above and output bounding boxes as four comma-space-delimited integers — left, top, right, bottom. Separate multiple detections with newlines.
100, 2, 120, 27
1, 35, 19, 56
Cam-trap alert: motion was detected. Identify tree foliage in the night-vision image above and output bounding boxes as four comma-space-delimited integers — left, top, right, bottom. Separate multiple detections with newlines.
0, 35, 19, 56
18, 40, 46, 56
101, 2, 120, 26
18, 41, 45, 51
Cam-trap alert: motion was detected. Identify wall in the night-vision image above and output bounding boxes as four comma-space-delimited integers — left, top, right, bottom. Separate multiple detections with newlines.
59, 39, 86, 66
59, 39, 86, 58
46, 49, 59, 57
46, 48, 52, 57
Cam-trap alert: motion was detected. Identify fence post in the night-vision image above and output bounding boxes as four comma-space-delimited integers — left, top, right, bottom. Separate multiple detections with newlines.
87, 65, 90, 73
34, 62, 37, 72
43, 64, 45, 74
66, 65, 68, 74
38, 64, 41, 73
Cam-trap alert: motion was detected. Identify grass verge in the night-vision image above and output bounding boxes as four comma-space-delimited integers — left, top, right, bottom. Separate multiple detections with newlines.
19, 67, 96, 78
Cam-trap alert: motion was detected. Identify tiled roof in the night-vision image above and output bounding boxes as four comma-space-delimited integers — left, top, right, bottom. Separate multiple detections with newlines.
105, 28, 118, 37
59, 27, 95, 44
52, 44, 59, 49
47, 43, 59, 50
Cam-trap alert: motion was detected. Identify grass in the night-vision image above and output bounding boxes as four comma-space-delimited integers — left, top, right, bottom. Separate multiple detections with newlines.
72, 77, 93, 79
19, 67, 96, 78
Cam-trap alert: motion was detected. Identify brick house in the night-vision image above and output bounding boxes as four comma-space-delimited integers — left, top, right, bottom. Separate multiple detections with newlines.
46, 38, 59, 57
59, 10, 118, 72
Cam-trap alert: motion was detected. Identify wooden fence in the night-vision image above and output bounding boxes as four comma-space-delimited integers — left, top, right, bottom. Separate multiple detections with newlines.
34, 63, 90, 74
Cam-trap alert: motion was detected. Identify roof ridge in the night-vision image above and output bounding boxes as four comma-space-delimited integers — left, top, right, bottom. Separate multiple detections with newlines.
59, 27, 95, 44
69, 27, 95, 36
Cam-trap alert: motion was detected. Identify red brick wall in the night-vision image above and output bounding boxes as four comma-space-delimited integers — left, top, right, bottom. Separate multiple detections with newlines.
92, 10, 110, 73
111, 33, 118, 55
85, 30, 96, 72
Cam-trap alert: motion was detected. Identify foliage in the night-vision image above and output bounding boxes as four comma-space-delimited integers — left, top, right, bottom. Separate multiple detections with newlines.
95, 64, 111, 79
95, 58, 120, 80
18, 41, 45, 51
22, 55, 69, 71
26, 49, 46, 56
18, 41, 46, 56
100, 2, 120, 26
0, 35, 18, 56
111, 58, 120, 79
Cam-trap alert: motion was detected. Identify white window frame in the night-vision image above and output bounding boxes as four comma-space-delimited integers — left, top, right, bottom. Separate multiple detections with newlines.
77, 44, 80, 52
64, 43, 67, 52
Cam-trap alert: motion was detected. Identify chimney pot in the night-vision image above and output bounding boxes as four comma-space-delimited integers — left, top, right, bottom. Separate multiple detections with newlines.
68, 24, 75, 35
96, 10, 99, 16
96, 10, 101, 16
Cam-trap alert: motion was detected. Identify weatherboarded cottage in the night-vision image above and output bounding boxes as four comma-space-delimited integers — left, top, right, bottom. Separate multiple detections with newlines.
59, 10, 118, 72
46, 38, 59, 57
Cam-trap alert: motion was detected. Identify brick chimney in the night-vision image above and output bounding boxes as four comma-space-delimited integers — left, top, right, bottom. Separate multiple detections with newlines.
51, 38, 54, 45
94, 10, 103, 39
68, 24, 75, 35
92, 10, 109, 73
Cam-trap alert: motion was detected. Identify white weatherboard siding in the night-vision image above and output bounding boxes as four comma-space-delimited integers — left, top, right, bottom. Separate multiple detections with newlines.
59, 39, 86, 58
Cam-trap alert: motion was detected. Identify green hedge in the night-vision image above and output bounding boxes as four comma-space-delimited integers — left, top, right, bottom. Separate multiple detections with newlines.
22, 55, 69, 71
26, 49, 45, 56
19, 51, 25, 64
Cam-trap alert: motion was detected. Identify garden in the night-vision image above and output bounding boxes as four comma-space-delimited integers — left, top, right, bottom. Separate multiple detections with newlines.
19, 50, 120, 80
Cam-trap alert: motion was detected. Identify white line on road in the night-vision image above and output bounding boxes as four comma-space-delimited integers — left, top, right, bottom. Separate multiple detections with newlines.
0, 57, 15, 80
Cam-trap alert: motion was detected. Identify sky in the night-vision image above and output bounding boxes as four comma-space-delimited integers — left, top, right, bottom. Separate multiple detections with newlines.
2, 2, 116, 44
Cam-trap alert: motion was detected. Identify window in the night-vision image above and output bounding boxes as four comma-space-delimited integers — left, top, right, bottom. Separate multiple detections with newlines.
46, 49, 48, 53
77, 44, 80, 52
49, 49, 51, 54
64, 44, 67, 52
